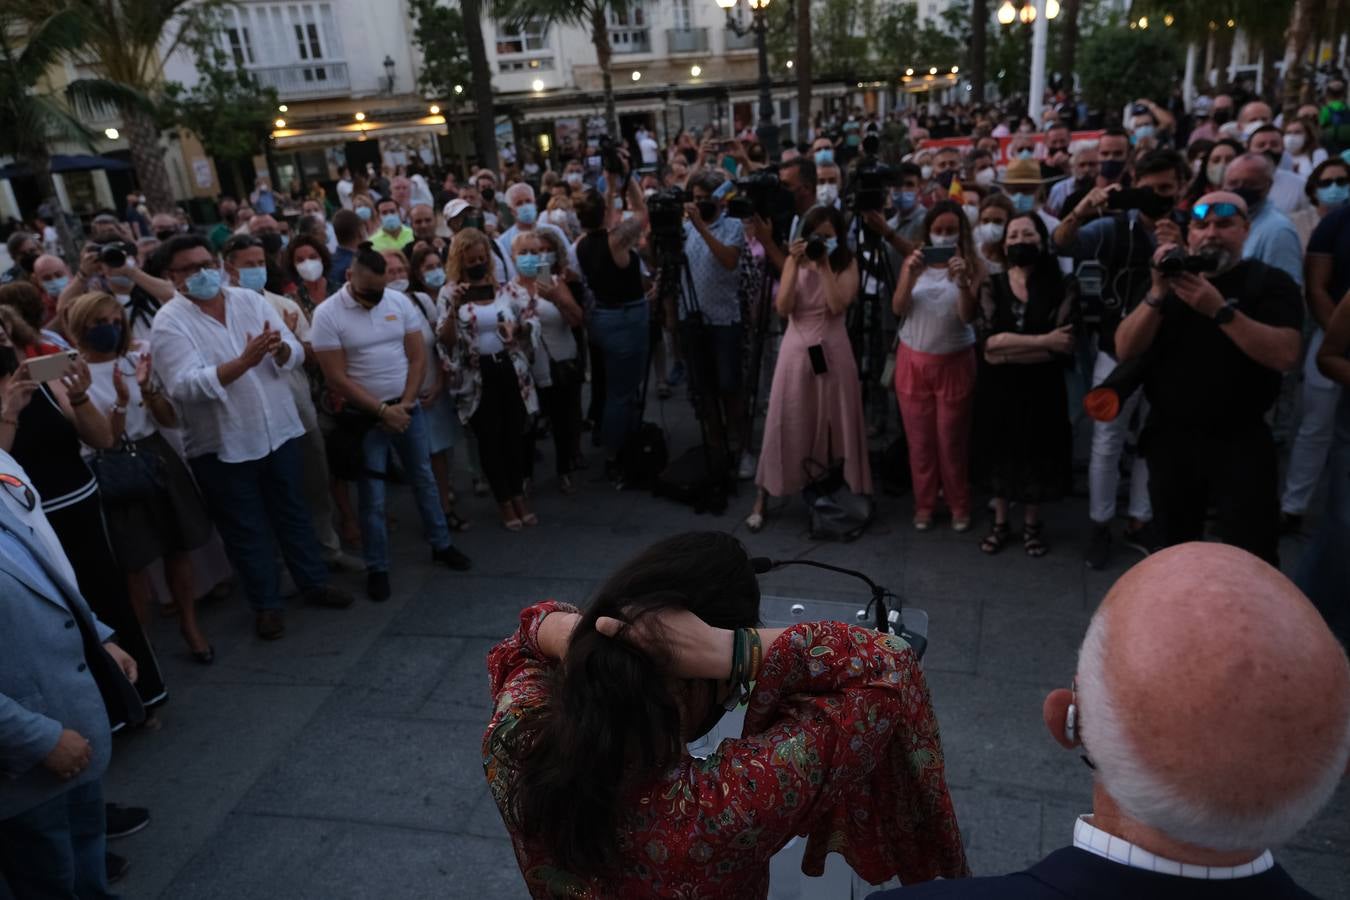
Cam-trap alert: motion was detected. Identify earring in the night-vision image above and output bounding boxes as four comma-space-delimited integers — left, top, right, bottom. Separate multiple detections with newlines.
1065, 703, 1078, 744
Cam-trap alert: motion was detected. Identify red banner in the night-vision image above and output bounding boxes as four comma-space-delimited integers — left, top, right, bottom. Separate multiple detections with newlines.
918, 130, 1105, 164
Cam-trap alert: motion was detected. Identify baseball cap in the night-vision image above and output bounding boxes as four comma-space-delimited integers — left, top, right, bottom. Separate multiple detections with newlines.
443, 199, 471, 221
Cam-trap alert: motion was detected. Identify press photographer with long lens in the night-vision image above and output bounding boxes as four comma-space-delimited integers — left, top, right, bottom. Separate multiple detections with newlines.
60, 240, 173, 345
483, 531, 967, 898
748, 157, 820, 271
1114, 192, 1303, 565
1058, 149, 1188, 569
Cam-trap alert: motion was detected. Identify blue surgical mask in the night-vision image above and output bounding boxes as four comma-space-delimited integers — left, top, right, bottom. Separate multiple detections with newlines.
1317, 183, 1350, 207
356, 206, 373, 221
514, 203, 538, 225
1131, 125, 1155, 144
823, 237, 839, 255
1011, 192, 1037, 214
1016, 148, 1035, 160
381, 213, 402, 232
515, 252, 541, 277
423, 268, 446, 288
814, 148, 834, 166
84, 321, 123, 354
42, 276, 69, 296
894, 189, 918, 212
184, 267, 222, 301
238, 266, 268, 292
108, 275, 134, 293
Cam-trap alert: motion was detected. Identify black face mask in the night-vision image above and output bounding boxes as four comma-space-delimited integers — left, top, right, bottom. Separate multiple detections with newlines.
259, 232, 284, 255
1232, 186, 1264, 210
350, 286, 384, 307
1213, 108, 1233, 125
936, 169, 957, 189
1262, 150, 1282, 170
0, 345, 17, 377
154, 229, 177, 241
1006, 242, 1040, 268
1138, 189, 1176, 220
18, 254, 38, 274
1099, 159, 1126, 182
465, 262, 489, 282
696, 200, 719, 222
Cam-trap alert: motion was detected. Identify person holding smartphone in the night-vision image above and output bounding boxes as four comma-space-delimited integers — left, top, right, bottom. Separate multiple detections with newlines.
892, 200, 982, 533
437, 228, 539, 530
745, 205, 869, 532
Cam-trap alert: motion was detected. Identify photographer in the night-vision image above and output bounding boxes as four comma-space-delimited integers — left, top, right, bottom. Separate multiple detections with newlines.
1059, 149, 1188, 569
675, 171, 749, 457
1114, 191, 1302, 565
748, 157, 818, 272
60, 241, 173, 344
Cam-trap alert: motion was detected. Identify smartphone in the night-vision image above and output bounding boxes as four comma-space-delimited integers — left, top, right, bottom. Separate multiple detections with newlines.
807, 344, 829, 376
24, 350, 78, 383
464, 284, 495, 303
1107, 188, 1153, 211
921, 245, 957, 266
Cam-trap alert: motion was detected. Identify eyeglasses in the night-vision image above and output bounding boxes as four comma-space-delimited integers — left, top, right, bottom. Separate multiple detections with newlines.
1317, 176, 1350, 188
1191, 202, 1244, 221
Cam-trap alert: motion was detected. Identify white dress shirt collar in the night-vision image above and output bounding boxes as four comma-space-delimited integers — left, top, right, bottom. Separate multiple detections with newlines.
1073, 815, 1274, 880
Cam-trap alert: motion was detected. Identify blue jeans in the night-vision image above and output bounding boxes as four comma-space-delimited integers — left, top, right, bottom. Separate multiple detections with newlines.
591, 301, 650, 455
0, 780, 116, 899
359, 406, 451, 572
1296, 393, 1350, 644
190, 437, 329, 611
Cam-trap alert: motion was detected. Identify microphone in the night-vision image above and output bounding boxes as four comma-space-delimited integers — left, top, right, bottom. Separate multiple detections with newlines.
749, 557, 928, 659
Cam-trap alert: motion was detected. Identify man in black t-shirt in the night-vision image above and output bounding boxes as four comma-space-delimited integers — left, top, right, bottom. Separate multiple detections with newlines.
1115, 191, 1303, 564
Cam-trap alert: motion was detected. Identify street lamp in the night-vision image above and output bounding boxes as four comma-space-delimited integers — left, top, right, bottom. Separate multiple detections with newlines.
999, 1, 1057, 123
715, 0, 778, 157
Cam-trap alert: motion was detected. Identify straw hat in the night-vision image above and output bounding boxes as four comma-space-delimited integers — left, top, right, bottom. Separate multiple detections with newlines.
997, 158, 1066, 188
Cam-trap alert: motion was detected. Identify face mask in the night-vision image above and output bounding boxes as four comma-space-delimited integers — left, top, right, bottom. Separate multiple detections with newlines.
823, 237, 839, 255
514, 203, 538, 225
465, 262, 489, 282
1213, 107, 1233, 125
423, 267, 447, 288
920, 164, 933, 180
155, 228, 176, 241
1016, 148, 1035, 160
1011, 192, 1037, 214
1232, 186, 1264, 210
108, 275, 134, 293
1099, 159, 1126, 182
893, 189, 918, 212
814, 148, 834, 166
238, 266, 268, 292
84, 321, 123, 354
0, 345, 18, 378
387, 278, 409, 293
564, 172, 583, 185
936, 169, 957, 190
1138, 189, 1175, 219
515, 253, 541, 277
297, 259, 326, 282
930, 232, 958, 248
1131, 125, 1155, 144
1260, 150, 1283, 171
351, 286, 384, 307
381, 213, 402, 232
696, 200, 719, 222
816, 184, 839, 206
1206, 161, 1228, 186
974, 222, 1005, 244
18, 254, 38, 273
460, 214, 484, 232
1241, 119, 1267, 139
1316, 183, 1350, 206
963, 203, 981, 223
1006, 242, 1040, 268
1284, 133, 1305, 154
42, 276, 69, 296
974, 167, 996, 186
184, 267, 222, 301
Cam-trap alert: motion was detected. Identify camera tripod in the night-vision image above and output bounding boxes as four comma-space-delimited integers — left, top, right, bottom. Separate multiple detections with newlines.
847, 208, 899, 435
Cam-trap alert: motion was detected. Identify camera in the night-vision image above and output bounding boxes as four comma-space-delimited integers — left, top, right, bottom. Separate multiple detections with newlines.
647, 186, 690, 256
1152, 247, 1219, 277
805, 235, 830, 261
97, 241, 136, 269
845, 159, 899, 213
599, 135, 627, 176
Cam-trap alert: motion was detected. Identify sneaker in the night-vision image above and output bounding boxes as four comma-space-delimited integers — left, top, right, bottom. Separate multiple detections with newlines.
106, 804, 150, 840
433, 545, 473, 571
366, 571, 391, 603
106, 851, 129, 885
324, 550, 366, 573
1122, 521, 1162, 557
255, 610, 285, 640
1084, 524, 1112, 570
737, 451, 758, 481
303, 586, 355, 609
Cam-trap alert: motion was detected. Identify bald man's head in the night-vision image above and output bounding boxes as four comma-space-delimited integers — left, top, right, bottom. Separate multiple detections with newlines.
1075, 544, 1350, 851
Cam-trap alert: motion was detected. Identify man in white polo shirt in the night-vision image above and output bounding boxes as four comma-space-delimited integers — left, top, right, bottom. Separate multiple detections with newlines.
309, 243, 471, 602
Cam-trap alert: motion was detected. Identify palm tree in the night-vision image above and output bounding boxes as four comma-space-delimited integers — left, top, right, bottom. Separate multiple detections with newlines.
1280, 0, 1316, 116
1056, 0, 1080, 89
796, 0, 812, 142
495, 0, 632, 139
461, 0, 500, 173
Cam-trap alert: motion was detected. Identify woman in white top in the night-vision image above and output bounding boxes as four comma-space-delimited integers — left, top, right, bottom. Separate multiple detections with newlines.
67, 292, 215, 663
891, 199, 982, 532
510, 231, 584, 494
437, 229, 539, 530
1283, 117, 1328, 178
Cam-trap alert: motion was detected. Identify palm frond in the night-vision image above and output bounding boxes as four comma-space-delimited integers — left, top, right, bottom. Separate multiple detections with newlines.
14, 8, 87, 84
66, 75, 154, 114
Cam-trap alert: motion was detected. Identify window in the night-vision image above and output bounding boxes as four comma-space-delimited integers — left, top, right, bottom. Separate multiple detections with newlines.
499, 58, 555, 72
225, 26, 254, 66
218, 2, 341, 69
608, 2, 646, 27
673, 0, 691, 31
496, 20, 549, 55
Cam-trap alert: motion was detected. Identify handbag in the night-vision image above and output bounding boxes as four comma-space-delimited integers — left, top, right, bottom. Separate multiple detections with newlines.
89, 435, 165, 504
801, 457, 873, 542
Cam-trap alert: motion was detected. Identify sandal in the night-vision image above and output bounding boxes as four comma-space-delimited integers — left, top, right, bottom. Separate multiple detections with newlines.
745, 512, 765, 533
502, 518, 523, 532
1023, 521, 1049, 557
980, 521, 1011, 555
520, 513, 540, 527
446, 511, 471, 532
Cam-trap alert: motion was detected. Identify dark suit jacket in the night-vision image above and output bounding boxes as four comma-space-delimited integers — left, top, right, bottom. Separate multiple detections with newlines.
868, 848, 1320, 900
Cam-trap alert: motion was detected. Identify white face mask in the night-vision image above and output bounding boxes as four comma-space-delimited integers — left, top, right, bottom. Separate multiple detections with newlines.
1283, 133, 1305, 154
920, 165, 933, 180
386, 278, 409, 293
963, 204, 980, 224
816, 183, 840, 205
295, 259, 325, 282
974, 222, 1005, 245
974, 167, 996, 186
930, 232, 958, 248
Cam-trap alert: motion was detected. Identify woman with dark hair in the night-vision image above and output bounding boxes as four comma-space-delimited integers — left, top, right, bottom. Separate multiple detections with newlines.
1183, 138, 1243, 209
284, 234, 337, 317
975, 214, 1077, 556
745, 204, 870, 532
484, 531, 967, 897
892, 199, 982, 532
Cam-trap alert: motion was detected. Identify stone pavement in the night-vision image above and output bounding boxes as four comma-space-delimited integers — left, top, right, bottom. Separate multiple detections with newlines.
86, 402, 1349, 900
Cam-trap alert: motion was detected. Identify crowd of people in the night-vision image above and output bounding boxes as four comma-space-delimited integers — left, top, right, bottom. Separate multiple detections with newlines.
2, 72, 1350, 896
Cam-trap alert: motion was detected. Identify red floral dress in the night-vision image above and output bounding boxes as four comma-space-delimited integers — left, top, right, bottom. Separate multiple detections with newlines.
483, 602, 969, 899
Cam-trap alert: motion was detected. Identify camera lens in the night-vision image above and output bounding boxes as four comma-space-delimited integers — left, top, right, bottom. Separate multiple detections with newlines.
99, 245, 127, 268
805, 237, 827, 260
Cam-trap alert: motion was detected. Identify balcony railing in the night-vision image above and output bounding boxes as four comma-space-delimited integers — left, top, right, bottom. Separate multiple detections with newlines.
724, 27, 756, 52
665, 27, 709, 54
609, 27, 651, 54
72, 95, 121, 126
248, 61, 350, 99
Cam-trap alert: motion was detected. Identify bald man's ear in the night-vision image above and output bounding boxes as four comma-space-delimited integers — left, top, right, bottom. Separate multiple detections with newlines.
1044, 688, 1078, 750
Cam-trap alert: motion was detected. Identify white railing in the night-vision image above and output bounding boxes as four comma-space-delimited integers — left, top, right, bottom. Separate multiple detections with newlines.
248, 61, 350, 99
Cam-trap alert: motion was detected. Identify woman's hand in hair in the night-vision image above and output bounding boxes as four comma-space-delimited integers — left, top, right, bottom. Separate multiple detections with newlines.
595, 608, 735, 681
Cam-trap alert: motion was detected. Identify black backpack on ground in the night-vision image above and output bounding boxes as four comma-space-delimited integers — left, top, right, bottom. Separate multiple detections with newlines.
653, 445, 732, 514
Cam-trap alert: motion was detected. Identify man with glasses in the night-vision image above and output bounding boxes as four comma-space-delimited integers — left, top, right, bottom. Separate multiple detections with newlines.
150, 234, 354, 640
1115, 193, 1303, 565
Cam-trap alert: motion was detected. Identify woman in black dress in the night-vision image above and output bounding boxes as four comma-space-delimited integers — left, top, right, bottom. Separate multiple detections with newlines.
0, 325, 168, 708
976, 213, 1076, 557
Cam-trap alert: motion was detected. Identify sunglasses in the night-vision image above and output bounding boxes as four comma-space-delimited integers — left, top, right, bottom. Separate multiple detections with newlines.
1191, 202, 1244, 221
1317, 176, 1350, 188
0, 473, 35, 513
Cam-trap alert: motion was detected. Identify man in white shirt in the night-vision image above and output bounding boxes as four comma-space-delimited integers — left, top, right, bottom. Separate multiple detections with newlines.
150, 235, 353, 640
336, 166, 354, 210
637, 127, 660, 166
494, 183, 576, 279
309, 244, 471, 602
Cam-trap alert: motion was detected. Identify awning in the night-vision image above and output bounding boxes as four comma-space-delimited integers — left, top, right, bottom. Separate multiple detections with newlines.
270, 119, 447, 150
517, 97, 672, 124
0, 154, 132, 179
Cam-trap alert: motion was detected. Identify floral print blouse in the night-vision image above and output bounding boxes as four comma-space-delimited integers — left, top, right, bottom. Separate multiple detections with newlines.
435, 281, 539, 424
483, 601, 969, 899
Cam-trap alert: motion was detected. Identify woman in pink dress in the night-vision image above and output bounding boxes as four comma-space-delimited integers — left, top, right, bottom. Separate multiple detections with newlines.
746, 205, 872, 531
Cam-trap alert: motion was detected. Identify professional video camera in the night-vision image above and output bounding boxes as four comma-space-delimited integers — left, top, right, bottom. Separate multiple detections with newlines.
1152, 246, 1220, 277
598, 134, 627, 176
95, 240, 137, 268
647, 186, 690, 257
727, 168, 793, 223
845, 159, 900, 213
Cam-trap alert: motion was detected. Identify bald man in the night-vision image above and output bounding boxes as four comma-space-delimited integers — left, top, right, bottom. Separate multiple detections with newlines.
871, 543, 1350, 900
1115, 191, 1302, 563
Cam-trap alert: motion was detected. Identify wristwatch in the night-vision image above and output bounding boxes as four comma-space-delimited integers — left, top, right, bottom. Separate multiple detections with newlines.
1212, 301, 1237, 326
